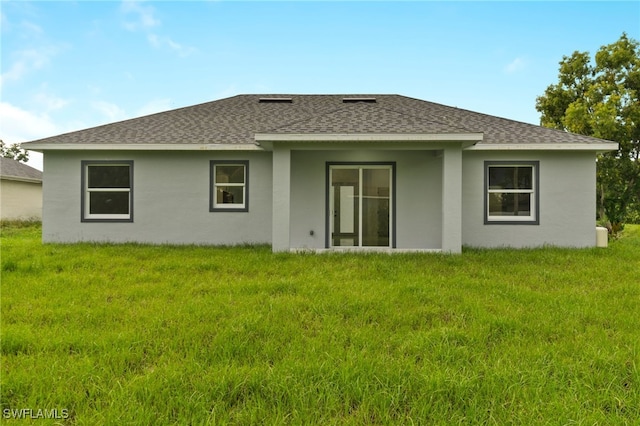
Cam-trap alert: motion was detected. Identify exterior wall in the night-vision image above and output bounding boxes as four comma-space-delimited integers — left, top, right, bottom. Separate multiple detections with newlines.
289, 149, 443, 250
40, 147, 599, 249
462, 150, 597, 248
42, 151, 272, 244
0, 179, 42, 220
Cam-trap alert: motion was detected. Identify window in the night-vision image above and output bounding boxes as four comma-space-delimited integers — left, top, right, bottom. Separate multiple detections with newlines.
485, 161, 539, 224
82, 161, 133, 222
210, 161, 248, 212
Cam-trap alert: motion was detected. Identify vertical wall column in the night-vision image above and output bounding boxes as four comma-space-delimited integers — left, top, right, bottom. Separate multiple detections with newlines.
441, 146, 463, 253
272, 146, 291, 252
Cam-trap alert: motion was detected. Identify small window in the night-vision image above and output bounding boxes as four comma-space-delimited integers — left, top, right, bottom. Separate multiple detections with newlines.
82, 161, 133, 222
259, 98, 292, 103
342, 97, 377, 103
210, 161, 249, 212
485, 161, 539, 225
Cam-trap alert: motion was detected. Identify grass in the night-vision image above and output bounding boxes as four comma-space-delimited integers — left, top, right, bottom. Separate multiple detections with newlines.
1, 222, 639, 425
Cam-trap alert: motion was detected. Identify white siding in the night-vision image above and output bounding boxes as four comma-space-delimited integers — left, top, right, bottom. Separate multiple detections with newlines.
0, 179, 42, 220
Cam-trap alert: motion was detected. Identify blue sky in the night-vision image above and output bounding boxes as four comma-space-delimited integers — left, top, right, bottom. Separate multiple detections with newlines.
1, 1, 638, 171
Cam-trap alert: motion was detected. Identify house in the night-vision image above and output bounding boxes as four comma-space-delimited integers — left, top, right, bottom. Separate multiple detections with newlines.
22, 94, 618, 252
0, 157, 43, 221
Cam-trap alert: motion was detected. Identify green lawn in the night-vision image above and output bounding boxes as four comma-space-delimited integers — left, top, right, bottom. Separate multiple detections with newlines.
1, 222, 639, 425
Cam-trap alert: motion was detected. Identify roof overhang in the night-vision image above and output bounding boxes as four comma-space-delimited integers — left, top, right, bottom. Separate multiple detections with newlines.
255, 133, 483, 150
255, 132, 483, 143
24, 138, 615, 153
466, 142, 619, 152
1, 175, 42, 184
22, 143, 264, 152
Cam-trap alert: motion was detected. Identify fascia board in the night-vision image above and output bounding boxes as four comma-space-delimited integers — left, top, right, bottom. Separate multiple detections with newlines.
259, 141, 474, 151
1, 176, 42, 184
466, 143, 619, 151
254, 133, 484, 142
22, 143, 264, 152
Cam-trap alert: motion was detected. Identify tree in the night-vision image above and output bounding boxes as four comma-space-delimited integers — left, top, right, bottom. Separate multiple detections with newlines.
0, 139, 30, 163
536, 33, 640, 233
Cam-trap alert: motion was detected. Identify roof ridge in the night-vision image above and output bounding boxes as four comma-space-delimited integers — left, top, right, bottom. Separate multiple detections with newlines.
21, 94, 617, 147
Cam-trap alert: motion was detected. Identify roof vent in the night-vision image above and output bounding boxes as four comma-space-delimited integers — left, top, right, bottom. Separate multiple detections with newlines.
259, 97, 293, 103
342, 97, 377, 103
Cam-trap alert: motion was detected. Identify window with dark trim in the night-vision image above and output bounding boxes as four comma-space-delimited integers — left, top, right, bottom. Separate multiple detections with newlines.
210, 161, 249, 212
484, 161, 539, 225
81, 161, 133, 222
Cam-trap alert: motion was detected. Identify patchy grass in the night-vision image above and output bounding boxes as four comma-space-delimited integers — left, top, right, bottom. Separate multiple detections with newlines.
1, 223, 639, 424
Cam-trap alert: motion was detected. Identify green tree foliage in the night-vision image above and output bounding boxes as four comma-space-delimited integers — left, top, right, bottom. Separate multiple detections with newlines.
536, 33, 640, 231
0, 139, 30, 163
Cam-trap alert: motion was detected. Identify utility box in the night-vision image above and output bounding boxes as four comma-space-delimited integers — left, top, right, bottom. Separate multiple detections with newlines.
596, 227, 608, 248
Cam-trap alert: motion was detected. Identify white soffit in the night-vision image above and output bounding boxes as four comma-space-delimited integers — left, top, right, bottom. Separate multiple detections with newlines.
22, 143, 264, 151
254, 133, 484, 142
466, 143, 619, 151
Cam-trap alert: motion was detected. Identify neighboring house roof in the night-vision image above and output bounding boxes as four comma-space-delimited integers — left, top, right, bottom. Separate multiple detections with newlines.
22, 94, 617, 149
0, 157, 43, 183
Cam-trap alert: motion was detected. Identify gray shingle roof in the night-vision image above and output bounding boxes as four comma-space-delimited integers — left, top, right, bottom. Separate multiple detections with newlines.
22, 94, 613, 147
0, 157, 43, 182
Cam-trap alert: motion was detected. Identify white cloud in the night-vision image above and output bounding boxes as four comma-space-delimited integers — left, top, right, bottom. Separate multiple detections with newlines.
0, 101, 59, 144
121, 0, 160, 31
0, 102, 49, 170
504, 57, 527, 74
0, 11, 65, 88
34, 91, 69, 112
20, 20, 44, 36
25, 152, 44, 171
121, 0, 196, 57
0, 46, 59, 85
147, 33, 197, 57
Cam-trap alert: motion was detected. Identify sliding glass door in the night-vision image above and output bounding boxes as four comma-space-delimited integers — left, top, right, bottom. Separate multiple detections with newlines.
329, 164, 393, 248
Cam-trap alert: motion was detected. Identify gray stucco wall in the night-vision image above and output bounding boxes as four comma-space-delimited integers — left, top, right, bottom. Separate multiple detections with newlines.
289, 149, 443, 250
461, 150, 597, 248
41, 148, 599, 249
42, 151, 272, 245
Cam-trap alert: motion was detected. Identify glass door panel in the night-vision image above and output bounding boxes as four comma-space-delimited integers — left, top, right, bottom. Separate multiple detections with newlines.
362, 168, 390, 247
330, 166, 391, 248
331, 168, 359, 247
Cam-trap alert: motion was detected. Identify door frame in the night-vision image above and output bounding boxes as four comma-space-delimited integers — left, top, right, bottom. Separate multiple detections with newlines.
325, 161, 396, 249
